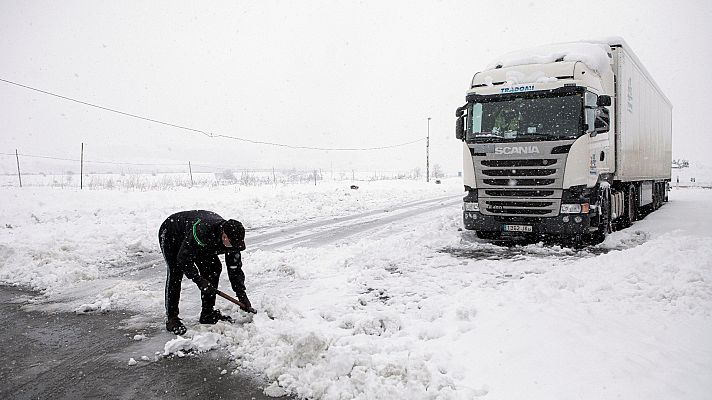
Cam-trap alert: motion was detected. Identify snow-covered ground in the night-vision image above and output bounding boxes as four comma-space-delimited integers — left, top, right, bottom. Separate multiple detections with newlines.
672, 161, 712, 188
1, 180, 711, 400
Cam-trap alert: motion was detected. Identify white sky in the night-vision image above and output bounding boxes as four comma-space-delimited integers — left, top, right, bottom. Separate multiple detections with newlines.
1, 0, 711, 175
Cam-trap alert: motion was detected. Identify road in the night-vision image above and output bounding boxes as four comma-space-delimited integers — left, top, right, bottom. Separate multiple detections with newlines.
0, 285, 284, 400
0, 194, 461, 400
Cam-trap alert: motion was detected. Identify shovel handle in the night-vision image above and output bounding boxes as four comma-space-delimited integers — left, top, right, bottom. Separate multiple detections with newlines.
215, 289, 257, 314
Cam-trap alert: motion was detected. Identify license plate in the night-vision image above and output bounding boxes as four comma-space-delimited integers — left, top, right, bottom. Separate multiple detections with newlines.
503, 224, 533, 233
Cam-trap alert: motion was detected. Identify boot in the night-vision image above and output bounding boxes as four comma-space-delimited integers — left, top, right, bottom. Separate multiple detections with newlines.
199, 309, 233, 324
166, 316, 187, 335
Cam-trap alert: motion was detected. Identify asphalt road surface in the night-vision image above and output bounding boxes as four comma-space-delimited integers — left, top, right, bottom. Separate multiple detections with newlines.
0, 286, 291, 400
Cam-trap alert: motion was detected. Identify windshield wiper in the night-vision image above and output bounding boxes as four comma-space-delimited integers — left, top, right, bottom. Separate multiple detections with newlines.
514, 134, 550, 140
470, 136, 505, 143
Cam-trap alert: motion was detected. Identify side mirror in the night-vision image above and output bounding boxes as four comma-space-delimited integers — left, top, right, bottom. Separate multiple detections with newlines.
456, 117, 465, 140
597, 95, 611, 107
455, 104, 467, 140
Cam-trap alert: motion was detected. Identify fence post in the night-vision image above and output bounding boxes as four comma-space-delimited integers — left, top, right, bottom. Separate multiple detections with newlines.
80, 142, 84, 190
15, 149, 22, 188
188, 161, 194, 187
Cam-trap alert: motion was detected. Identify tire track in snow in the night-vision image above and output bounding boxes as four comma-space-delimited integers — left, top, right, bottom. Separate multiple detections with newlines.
118, 194, 462, 277
249, 195, 461, 251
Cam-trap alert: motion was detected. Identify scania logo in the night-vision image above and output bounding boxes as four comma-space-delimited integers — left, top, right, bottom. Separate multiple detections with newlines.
494, 146, 541, 155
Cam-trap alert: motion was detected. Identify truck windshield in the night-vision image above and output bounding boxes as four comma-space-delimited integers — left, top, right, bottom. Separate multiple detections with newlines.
466, 93, 583, 142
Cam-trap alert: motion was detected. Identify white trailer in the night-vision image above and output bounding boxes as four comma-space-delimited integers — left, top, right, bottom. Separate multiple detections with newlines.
455, 38, 672, 243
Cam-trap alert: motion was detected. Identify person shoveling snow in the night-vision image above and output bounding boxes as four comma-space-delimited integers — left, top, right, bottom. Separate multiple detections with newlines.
158, 210, 256, 335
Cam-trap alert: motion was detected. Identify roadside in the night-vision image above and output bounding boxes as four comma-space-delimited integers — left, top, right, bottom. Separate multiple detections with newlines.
0, 285, 292, 400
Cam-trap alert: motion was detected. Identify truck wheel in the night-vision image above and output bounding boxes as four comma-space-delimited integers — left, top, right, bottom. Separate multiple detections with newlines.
656, 183, 665, 208
621, 185, 636, 228
591, 188, 612, 244
652, 183, 660, 210
664, 183, 669, 202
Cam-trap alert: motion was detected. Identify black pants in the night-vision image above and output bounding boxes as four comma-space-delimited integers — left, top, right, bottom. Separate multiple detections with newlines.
159, 226, 222, 318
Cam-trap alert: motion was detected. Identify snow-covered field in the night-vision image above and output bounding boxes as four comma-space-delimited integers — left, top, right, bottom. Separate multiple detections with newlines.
1, 180, 711, 400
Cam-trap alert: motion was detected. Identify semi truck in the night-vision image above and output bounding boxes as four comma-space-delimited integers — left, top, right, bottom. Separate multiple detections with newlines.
454, 38, 672, 243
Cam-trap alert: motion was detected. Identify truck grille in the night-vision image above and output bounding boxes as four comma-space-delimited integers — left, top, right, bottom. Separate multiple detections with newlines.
484, 200, 554, 215
484, 189, 555, 197
471, 145, 571, 218
483, 178, 555, 186
481, 169, 556, 177
481, 159, 557, 167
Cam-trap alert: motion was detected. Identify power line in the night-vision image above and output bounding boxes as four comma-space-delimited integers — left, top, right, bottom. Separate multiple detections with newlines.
0, 77, 425, 151
0, 152, 185, 166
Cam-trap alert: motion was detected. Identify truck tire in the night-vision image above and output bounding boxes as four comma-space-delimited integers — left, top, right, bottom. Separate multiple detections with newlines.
620, 185, 636, 228
656, 182, 665, 208
590, 187, 612, 244
652, 183, 660, 210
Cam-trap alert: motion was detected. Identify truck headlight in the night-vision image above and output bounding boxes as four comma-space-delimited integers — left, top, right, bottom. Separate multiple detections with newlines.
464, 202, 480, 212
560, 203, 590, 214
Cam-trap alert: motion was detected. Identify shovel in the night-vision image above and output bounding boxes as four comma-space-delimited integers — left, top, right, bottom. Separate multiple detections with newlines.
216, 289, 257, 314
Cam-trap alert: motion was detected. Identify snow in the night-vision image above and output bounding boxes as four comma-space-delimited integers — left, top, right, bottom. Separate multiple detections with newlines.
672, 160, 712, 187
487, 41, 612, 74
75, 297, 111, 313
1, 179, 712, 399
163, 332, 223, 356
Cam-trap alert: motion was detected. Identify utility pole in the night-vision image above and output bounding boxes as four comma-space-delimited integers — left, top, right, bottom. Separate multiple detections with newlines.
80, 142, 84, 190
188, 161, 194, 187
426, 117, 431, 182
15, 149, 22, 188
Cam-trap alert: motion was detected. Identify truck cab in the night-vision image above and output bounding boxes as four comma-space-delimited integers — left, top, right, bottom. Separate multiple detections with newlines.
455, 40, 671, 243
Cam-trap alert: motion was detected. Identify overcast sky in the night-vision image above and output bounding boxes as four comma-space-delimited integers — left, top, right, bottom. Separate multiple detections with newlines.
2, 0, 711, 175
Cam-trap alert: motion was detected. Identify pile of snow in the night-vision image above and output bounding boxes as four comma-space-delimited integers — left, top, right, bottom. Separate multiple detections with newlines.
74, 297, 111, 313
164, 332, 224, 356
487, 41, 612, 73
212, 190, 712, 399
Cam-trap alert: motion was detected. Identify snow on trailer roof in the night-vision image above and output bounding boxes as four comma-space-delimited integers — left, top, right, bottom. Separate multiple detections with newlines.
483, 37, 671, 106
486, 40, 614, 74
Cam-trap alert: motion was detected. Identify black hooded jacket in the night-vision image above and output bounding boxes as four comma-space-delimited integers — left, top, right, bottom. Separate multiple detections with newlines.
160, 210, 246, 293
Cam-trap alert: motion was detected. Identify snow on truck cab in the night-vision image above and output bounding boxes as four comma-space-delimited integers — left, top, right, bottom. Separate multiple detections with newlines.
455, 38, 672, 243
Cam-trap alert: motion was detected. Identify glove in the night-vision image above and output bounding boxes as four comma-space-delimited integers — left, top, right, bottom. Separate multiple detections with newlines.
196, 277, 216, 295
235, 291, 256, 313
235, 291, 252, 308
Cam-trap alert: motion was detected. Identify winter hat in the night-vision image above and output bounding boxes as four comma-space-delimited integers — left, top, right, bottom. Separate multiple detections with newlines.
222, 219, 245, 246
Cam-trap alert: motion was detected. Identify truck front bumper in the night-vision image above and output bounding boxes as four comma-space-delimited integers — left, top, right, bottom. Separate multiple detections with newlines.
463, 211, 593, 236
